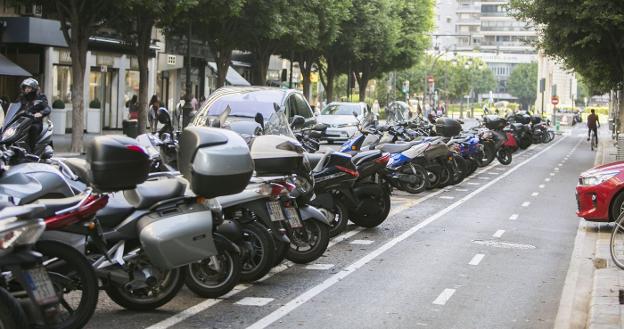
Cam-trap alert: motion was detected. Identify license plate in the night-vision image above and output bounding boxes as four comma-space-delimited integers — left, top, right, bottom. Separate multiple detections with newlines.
266, 201, 286, 222
23, 267, 58, 305
284, 207, 303, 229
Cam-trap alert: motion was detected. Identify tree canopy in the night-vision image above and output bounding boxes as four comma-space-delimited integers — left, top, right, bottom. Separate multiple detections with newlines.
507, 62, 538, 110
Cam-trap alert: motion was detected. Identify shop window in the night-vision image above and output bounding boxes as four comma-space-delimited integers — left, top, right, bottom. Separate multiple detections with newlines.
125, 70, 140, 105
53, 65, 72, 104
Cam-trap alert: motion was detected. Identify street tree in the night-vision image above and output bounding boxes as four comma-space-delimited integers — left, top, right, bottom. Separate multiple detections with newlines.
507, 62, 538, 110
509, 0, 624, 124
20, 0, 110, 152
111, 0, 194, 134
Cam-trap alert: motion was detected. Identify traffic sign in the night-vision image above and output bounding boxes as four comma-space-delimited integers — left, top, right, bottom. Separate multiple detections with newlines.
551, 96, 559, 105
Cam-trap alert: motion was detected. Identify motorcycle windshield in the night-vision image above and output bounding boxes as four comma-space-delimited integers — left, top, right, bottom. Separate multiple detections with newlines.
3, 103, 21, 130
264, 109, 296, 139
386, 102, 410, 124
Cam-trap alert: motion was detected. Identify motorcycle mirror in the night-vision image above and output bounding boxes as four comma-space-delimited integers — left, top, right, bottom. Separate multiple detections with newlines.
254, 112, 265, 130
353, 111, 359, 118
291, 115, 305, 129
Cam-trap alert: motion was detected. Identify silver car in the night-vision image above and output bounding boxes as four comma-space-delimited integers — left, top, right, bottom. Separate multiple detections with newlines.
316, 102, 376, 143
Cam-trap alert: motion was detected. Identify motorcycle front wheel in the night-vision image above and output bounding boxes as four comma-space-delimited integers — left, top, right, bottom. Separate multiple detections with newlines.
105, 267, 184, 311
496, 148, 513, 165
398, 163, 428, 194
320, 201, 349, 238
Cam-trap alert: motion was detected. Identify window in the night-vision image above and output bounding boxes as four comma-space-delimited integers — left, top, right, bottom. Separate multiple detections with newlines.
290, 93, 313, 119
125, 71, 140, 105
52, 65, 72, 104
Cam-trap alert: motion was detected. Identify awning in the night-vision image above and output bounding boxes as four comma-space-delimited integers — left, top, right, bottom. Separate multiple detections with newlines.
208, 62, 251, 86
0, 54, 31, 77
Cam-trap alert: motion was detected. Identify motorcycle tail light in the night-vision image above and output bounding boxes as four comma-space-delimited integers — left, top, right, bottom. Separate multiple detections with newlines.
45, 195, 109, 230
336, 165, 359, 177
282, 181, 297, 192
375, 153, 391, 166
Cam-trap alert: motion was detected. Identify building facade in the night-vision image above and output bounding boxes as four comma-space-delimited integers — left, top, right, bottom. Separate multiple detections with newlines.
535, 52, 579, 114
433, 0, 539, 100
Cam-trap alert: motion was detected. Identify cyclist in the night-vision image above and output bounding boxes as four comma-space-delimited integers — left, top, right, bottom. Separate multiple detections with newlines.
587, 109, 600, 144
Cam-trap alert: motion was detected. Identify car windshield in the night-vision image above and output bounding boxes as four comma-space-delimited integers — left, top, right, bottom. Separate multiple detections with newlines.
321, 104, 362, 116
192, 89, 285, 126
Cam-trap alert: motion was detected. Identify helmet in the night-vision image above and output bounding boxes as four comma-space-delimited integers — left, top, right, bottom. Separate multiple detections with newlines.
20, 78, 39, 101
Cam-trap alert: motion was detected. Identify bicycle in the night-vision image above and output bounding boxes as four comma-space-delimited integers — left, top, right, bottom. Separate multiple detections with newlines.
590, 128, 598, 151
610, 210, 624, 269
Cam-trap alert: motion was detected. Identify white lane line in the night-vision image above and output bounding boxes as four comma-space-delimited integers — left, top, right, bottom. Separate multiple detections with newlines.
433, 289, 457, 305
455, 189, 469, 192
350, 239, 374, 245
487, 172, 499, 175
493, 230, 505, 238
550, 172, 556, 176
539, 184, 545, 189
439, 196, 455, 200
244, 138, 565, 329
558, 163, 563, 167
235, 297, 274, 306
469, 254, 485, 266
327, 227, 365, 248
545, 178, 551, 182
531, 192, 539, 197
467, 182, 480, 185
509, 214, 519, 221
472, 240, 536, 250
304, 263, 335, 270
478, 177, 490, 180
554, 167, 560, 171
521, 201, 531, 207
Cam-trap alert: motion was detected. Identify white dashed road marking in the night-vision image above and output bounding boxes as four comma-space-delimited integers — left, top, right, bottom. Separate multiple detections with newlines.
439, 196, 455, 200
539, 184, 545, 189
472, 240, 536, 250
521, 201, 530, 207
531, 192, 539, 197
235, 297, 274, 306
433, 289, 457, 305
304, 264, 335, 270
509, 214, 519, 220
545, 178, 551, 182
350, 240, 375, 245
469, 254, 485, 266
493, 230, 505, 238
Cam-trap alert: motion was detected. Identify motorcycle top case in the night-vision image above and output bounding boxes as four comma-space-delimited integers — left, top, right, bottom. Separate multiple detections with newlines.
530, 115, 542, 124
483, 115, 507, 130
251, 135, 309, 176
86, 135, 150, 192
435, 118, 462, 137
178, 127, 253, 198
513, 113, 531, 124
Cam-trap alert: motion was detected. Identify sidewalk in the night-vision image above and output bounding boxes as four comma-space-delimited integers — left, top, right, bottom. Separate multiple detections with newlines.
556, 129, 624, 329
52, 130, 123, 156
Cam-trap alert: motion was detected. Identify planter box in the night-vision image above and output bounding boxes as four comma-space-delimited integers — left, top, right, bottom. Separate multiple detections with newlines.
50, 108, 68, 135
87, 108, 101, 133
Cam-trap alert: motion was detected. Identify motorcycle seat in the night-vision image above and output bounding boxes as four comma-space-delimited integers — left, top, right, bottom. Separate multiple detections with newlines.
378, 143, 413, 154
123, 178, 187, 209
306, 153, 325, 172
35, 194, 85, 218
62, 158, 91, 183
96, 193, 135, 228
352, 150, 382, 166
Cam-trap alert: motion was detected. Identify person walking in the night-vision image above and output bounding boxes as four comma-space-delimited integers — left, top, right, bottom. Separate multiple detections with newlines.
126, 95, 138, 120
148, 95, 161, 133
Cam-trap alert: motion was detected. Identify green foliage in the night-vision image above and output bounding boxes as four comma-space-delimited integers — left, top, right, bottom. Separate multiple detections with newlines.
507, 62, 538, 110
89, 98, 101, 109
52, 99, 65, 109
509, 0, 624, 93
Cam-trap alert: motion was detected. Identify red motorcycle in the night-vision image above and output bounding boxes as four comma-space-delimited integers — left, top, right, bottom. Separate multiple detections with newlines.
496, 129, 518, 165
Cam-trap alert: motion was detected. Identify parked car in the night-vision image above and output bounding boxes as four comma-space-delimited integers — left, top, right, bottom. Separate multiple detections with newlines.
317, 102, 376, 143
191, 86, 316, 136
576, 161, 624, 222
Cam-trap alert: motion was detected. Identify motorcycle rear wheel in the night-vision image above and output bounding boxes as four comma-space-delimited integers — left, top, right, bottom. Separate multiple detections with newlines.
349, 184, 391, 227
496, 148, 512, 165
185, 237, 242, 298
286, 220, 330, 264
105, 267, 184, 311
398, 163, 428, 194
0, 287, 25, 329
320, 201, 349, 238
478, 142, 496, 167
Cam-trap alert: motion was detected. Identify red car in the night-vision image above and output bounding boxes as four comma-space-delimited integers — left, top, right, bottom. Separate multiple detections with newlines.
577, 161, 624, 222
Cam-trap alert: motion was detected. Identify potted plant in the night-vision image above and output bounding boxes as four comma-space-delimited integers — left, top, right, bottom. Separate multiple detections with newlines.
87, 98, 102, 133
50, 99, 67, 135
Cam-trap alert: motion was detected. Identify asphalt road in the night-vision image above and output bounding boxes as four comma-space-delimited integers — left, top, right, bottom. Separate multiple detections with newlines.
86, 125, 594, 329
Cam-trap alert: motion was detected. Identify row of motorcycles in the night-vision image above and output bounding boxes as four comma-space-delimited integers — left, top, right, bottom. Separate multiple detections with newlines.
0, 103, 401, 329
0, 100, 556, 329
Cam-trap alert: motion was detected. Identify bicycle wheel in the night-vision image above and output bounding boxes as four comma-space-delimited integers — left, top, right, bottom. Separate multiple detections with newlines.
610, 212, 624, 270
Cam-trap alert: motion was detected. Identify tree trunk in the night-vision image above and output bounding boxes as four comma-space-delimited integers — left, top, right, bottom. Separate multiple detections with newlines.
324, 58, 336, 102
299, 56, 313, 101
215, 48, 232, 88
136, 16, 154, 135
253, 51, 271, 86
68, 19, 90, 153
358, 76, 369, 102
618, 87, 624, 135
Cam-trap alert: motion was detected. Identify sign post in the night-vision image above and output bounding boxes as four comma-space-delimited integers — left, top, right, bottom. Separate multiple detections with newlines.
551, 96, 560, 132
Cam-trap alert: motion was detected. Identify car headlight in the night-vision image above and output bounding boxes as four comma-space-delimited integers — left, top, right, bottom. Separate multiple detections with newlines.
2, 127, 16, 141
0, 218, 45, 256
580, 171, 619, 186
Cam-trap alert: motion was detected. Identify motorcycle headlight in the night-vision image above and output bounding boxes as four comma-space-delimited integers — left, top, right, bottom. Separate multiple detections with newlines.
0, 218, 45, 256
580, 171, 619, 186
2, 127, 16, 141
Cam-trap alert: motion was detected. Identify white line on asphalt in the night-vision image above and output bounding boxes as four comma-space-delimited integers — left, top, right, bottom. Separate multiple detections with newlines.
522, 201, 530, 207
558, 163, 563, 167
235, 297, 274, 306
554, 167, 560, 171
327, 227, 365, 248
545, 178, 551, 182
244, 138, 566, 329
467, 182, 480, 185
455, 189, 469, 192
539, 184, 545, 189
488, 172, 499, 175
439, 196, 455, 200
304, 264, 335, 270
350, 239, 375, 245
478, 177, 490, 180
509, 214, 519, 220
493, 230, 505, 238
531, 192, 539, 197
472, 240, 536, 250
469, 254, 485, 266
550, 173, 556, 176
433, 289, 457, 305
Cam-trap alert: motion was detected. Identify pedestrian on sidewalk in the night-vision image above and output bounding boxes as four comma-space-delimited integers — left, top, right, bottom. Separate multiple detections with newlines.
126, 95, 138, 120
148, 94, 161, 133
587, 109, 600, 143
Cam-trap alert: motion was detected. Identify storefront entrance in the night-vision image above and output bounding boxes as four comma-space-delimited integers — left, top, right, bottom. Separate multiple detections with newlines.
89, 68, 120, 129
